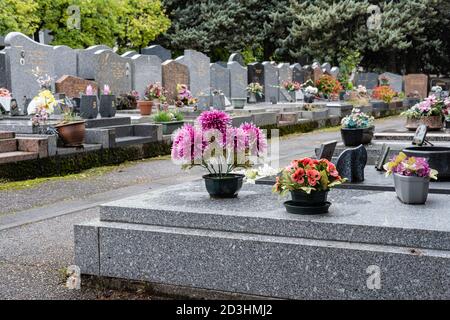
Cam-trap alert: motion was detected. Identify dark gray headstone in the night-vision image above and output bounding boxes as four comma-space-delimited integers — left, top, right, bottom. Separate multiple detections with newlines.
336, 145, 368, 183
278, 63, 292, 102
77, 45, 111, 79
210, 63, 230, 99
121, 51, 139, 58
375, 144, 391, 171
302, 65, 313, 83
0, 51, 6, 88
141, 45, 172, 62
315, 140, 337, 161
228, 61, 247, 100
176, 49, 210, 98
321, 62, 331, 74
290, 63, 305, 83
53, 45, 77, 79
228, 53, 245, 67
355, 72, 379, 90
330, 67, 340, 79
379, 72, 403, 93
247, 62, 265, 103
262, 61, 279, 103
94, 49, 132, 95
130, 54, 162, 98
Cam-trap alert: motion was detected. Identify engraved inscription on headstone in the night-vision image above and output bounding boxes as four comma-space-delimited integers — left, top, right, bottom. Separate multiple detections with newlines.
94, 50, 132, 95
176, 50, 210, 98
131, 54, 162, 98
162, 60, 189, 104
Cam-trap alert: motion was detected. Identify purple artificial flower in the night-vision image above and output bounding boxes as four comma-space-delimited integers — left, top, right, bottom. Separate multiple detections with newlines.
171, 124, 206, 163
240, 122, 268, 155
197, 110, 231, 133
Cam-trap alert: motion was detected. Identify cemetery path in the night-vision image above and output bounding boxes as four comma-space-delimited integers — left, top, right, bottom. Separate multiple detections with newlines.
0, 115, 405, 299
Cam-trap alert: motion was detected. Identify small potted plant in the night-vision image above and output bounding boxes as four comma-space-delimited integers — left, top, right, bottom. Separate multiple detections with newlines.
247, 82, 263, 103
116, 90, 139, 110
273, 158, 346, 215
28, 89, 57, 133
341, 108, 375, 146
153, 110, 185, 135
401, 95, 445, 131
99, 85, 116, 118
302, 80, 318, 103
80, 85, 98, 119
384, 152, 438, 204
172, 110, 267, 198
176, 84, 198, 108
282, 80, 301, 102
316, 74, 343, 101
54, 107, 86, 147
138, 82, 167, 116
371, 85, 396, 110
0, 88, 12, 113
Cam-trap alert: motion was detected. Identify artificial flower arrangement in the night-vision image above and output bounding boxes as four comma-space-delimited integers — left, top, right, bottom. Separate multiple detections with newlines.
282, 81, 301, 92
384, 152, 438, 180
372, 85, 396, 103
0, 88, 11, 97
116, 91, 139, 110
144, 82, 167, 101
172, 110, 267, 197
401, 95, 445, 119
304, 86, 318, 95
0, 88, 12, 113
102, 85, 111, 95
247, 82, 264, 96
341, 108, 375, 129
443, 97, 450, 120
315, 75, 342, 96
176, 84, 198, 106
273, 158, 345, 196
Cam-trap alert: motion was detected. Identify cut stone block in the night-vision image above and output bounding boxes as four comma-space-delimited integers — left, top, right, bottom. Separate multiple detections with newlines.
0, 131, 15, 140
0, 138, 17, 153
16, 137, 48, 158
0, 151, 38, 164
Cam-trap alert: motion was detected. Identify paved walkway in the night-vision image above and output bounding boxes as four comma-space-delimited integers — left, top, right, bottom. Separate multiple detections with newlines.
0, 116, 405, 299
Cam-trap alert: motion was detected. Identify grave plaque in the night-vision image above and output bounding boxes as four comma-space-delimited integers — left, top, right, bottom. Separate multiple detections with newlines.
375, 144, 391, 171
77, 45, 111, 79
55, 75, 98, 99
210, 63, 231, 99
4, 32, 55, 107
247, 62, 265, 102
412, 125, 429, 146
228, 53, 245, 67
162, 60, 189, 104
131, 54, 162, 99
177, 50, 211, 98
336, 145, 368, 183
315, 140, 337, 161
355, 72, 379, 90
404, 74, 428, 99
228, 61, 247, 100
141, 45, 172, 62
379, 72, 403, 93
53, 45, 77, 79
94, 50, 132, 95
262, 62, 279, 103
290, 63, 304, 83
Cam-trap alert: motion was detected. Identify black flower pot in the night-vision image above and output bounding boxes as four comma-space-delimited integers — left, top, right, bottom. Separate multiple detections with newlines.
80, 95, 98, 119
445, 119, 450, 130
291, 190, 328, 204
341, 126, 375, 147
284, 190, 331, 215
304, 94, 315, 103
203, 174, 245, 199
99, 94, 116, 118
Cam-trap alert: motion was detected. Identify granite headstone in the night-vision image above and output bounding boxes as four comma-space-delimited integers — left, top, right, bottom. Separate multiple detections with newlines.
176, 50, 210, 98
77, 45, 111, 79
321, 62, 331, 74
247, 62, 265, 102
131, 54, 162, 98
53, 45, 77, 79
336, 145, 368, 183
227, 61, 247, 100
262, 61, 279, 103
0, 51, 6, 88
404, 74, 428, 99
313, 65, 323, 83
290, 63, 305, 84
94, 50, 132, 96
210, 63, 231, 99
228, 53, 245, 67
330, 67, 340, 79
141, 45, 172, 62
161, 60, 189, 104
379, 72, 403, 93
278, 63, 292, 102
355, 72, 379, 90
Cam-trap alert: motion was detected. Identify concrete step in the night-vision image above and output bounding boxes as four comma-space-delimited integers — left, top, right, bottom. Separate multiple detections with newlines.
0, 138, 17, 153
0, 151, 39, 165
0, 131, 15, 140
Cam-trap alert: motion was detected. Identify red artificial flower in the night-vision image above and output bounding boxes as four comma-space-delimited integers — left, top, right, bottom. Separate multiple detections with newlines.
291, 168, 305, 184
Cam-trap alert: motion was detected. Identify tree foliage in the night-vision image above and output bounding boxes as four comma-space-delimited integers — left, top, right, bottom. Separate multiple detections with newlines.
0, 0, 40, 36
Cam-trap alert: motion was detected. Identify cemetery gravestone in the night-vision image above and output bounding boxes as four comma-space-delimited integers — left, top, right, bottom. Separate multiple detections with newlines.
131, 54, 162, 98
380, 72, 403, 93
55, 75, 99, 99
312, 62, 321, 69
0, 51, 6, 88
77, 45, 111, 79
121, 51, 139, 58
355, 72, 379, 90
4, 32, 56, 108
262, 62, 279, 103
162, 60, 189, 104
313, 65, 323, 83
322, 62, 331, 74
315, 140, 338, 161
228, 53, 245, 67
177, 50, 211, 98
404, 74, 428, 99
336, 145, 368, 183
247, 62, 265, 102
302, 65, 313, 83
278, 63, 292, 102
210, 63, 231, 99
228, 61, 247, 100
94, 50, 132, 96
290, 63, 304, 84
430, 78, 450, 92
141, 45, 172, 62
330, 67, 340, 79
53, 45, 77, 79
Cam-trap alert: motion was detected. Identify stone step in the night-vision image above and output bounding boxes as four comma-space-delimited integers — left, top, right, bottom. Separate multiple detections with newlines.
0, 131, 15, 140
114, 136, 156, 147
0, 151, 39, 165
0, 138, 17, 153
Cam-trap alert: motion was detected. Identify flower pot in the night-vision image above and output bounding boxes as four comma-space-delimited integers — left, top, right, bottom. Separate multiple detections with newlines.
54, 121, 86, 147
203, 174, 245, 199
304, 94, 315, 103
341, 126, 374, 146
284, 190, 331, 215
445, 119, 450, 130
80, 95, 98, 119
248, 92, 257, 104
339, 90, 346, 101
393, 173, 430, 205
405, 116, 443, 131
157, 121, 185, 135
99, 94, 116, 118
231, 98, 246, 109
138, 100, 153, 116
291, 190, 328, 205
0, 96, 12, 112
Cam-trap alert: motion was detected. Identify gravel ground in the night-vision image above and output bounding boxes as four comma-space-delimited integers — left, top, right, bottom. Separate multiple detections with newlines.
0, 116, 405, 300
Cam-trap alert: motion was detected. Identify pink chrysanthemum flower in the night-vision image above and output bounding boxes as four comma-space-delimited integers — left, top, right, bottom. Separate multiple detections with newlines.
240, 122, 268, 155
197, 110, 231, 133
171, 124, 205, 163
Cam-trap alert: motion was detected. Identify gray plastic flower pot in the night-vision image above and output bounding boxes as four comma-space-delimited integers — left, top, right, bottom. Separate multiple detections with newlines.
393, 173, 430, 205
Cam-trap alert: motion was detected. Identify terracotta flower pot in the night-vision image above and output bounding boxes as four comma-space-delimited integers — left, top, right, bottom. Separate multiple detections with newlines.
55, 121, 86, 147
138, 100, 153, 116
405, 116, 443, 131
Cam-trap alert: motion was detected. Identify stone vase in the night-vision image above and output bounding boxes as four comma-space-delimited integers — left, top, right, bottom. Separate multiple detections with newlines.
288, 91, 296, 102
99, 94, 116, 118
231, 98, 246, 109
393, 173, 430, 205
248, 92, 257, 104
405, 116, 443, 131
212, 94, 226, 110
80, 95, 98, 119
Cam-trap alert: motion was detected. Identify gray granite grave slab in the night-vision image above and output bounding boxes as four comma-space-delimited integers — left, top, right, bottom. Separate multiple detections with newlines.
355, 72, 379, 90
141, 45, 171, 62
210, 63, 231, 98
228, 53, 245, 67
77, 45, 110, 79
53, 45, 77, 79
94, 50, 132, 95
75, 181, 450, 299
4, 32, 55, 106
262, 62, 279, 103
130, 54, 162, 97
326, 103, 353, 117
176, 50, 210, 98
278, 63, 292, 102
227, 61, 247, 100
379, 72, 403, 93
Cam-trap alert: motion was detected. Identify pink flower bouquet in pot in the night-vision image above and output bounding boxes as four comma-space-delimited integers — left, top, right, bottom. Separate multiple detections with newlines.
171, 110, 267, 198
384, 152, 438, 204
